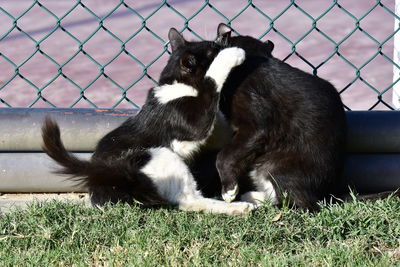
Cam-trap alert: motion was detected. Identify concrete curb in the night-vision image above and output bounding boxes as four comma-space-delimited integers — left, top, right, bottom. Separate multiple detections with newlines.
1, 108, 400, 194
0, 193, 91, 215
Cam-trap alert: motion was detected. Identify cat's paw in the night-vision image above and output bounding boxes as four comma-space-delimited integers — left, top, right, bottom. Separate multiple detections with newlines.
217, 47, 246, 68
228, 202, 256, 216
205, 47, 245, 92
240, 191, 267, 207
222, 184, 239, 203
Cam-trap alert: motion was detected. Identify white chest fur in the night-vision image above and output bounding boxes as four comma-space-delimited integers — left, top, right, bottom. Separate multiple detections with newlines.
170, 139, 206, 159
153, 82, 198, 104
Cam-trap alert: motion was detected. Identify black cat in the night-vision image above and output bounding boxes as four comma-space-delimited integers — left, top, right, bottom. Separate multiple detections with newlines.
42, 28, 255, 215
214, 23, 347, 211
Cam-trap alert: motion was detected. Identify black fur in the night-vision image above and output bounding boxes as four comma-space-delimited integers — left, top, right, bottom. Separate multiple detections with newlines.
215, 23, 347, 211
42, 28, 225, 207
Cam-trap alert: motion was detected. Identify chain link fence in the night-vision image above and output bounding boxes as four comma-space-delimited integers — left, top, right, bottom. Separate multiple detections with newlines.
0, 0, 398, 110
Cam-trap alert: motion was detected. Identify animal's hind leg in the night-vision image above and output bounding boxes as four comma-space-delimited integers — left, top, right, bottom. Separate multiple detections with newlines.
179, 197, 255, 216
140, 147, 255, 215
216, 130, 261, 202
240, 167, 278, 206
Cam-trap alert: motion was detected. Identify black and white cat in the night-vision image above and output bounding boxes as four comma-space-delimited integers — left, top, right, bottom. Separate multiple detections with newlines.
214, 23, 347, 211
42, 28, 255, 215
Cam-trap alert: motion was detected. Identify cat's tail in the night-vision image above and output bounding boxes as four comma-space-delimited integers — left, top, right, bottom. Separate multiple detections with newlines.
41, 116, 93, 183
41, 117, 165, 205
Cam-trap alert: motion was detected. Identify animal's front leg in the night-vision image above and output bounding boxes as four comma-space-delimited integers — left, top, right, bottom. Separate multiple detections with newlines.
217, 130, 261, 202
205, 47, 245, 92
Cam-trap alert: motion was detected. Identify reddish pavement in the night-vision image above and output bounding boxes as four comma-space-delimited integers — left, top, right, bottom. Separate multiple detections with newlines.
0, 0, 396, 110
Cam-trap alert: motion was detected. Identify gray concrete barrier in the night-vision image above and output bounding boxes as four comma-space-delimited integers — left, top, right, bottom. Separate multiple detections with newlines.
0, 108, 137, 151
0, 152, 399, 193
343, 154, 400, 193
346, 111, 400, 153
0, 153, 89, 192
0, 108, 399, 193
1, 109, 400, 152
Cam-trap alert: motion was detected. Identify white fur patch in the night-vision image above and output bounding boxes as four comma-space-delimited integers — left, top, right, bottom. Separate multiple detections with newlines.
205, 47, 245, 92
179, 199, 255, 216
247, 168, 278, 204
241, 191, 269, 206
171, 112, 226, 159
140, 147, 200, 203
222, 184, 238, 203
170, 139, 205, 159
140, 147, 256, 215
154, 82, 198, 104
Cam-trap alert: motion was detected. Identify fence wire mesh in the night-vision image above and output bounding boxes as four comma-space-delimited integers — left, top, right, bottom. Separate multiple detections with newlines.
0, 0, 398, 110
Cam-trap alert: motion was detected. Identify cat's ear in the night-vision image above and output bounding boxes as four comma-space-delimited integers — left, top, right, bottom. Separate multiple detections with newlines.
264, 40, 274, 55
168, 28, 185, 52
216, 23, 232, 44
180, 51, 197, 73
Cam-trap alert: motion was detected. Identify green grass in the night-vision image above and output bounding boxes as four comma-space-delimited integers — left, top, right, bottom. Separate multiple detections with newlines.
1, 196, 399, 266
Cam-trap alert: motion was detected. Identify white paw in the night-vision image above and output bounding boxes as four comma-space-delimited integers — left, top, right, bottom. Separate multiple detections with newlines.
217, 47, 246, 68
240, 191, 267, 206
241, 189, 278, 206
229, 202, 256, 216
222, 184, 239, 203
